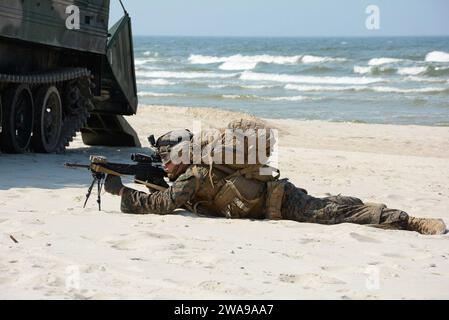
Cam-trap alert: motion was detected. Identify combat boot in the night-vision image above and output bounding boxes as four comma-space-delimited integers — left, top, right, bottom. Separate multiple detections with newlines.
406, 217, 447, 235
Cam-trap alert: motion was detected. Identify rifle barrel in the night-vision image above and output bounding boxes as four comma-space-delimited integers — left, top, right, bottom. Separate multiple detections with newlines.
65, 163, 90, 169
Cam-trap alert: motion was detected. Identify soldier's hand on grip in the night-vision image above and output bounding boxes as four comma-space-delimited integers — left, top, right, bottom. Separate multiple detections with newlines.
105, 175, 124, 196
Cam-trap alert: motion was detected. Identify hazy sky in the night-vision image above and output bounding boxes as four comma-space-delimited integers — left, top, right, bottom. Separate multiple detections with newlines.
109, 0, 449, 37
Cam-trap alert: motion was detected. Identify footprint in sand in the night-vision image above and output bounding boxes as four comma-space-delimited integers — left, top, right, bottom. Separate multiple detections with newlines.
350, 232, 381, 243
109, 239, 143, 251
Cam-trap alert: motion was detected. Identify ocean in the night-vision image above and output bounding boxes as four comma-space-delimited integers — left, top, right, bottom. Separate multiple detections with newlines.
134, 37, 449, 126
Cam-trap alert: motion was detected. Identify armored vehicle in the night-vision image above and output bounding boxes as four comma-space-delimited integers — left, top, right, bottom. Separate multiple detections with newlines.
0, 0, 140, 153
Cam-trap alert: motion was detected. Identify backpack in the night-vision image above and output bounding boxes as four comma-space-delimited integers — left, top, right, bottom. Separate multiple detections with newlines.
191, 119, 287, 220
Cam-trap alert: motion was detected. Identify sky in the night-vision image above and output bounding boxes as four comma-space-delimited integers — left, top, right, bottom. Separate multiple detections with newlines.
109, 0, 449, 37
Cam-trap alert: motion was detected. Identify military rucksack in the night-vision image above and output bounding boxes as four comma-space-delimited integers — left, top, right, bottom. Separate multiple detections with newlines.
190, 119, 287, 220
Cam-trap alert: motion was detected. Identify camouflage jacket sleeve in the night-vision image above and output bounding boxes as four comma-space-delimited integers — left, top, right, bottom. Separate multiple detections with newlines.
120, 166, 205, 215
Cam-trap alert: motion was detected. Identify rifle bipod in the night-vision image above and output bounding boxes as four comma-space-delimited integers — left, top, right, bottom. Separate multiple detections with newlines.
83, 172, 106, 211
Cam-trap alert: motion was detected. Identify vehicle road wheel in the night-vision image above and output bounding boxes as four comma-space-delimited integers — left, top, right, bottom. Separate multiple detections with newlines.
32, 86, 62, 153
0, 84, 34, 153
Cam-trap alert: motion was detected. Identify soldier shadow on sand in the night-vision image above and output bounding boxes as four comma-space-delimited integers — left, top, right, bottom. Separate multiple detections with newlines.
0, 146, 155, 190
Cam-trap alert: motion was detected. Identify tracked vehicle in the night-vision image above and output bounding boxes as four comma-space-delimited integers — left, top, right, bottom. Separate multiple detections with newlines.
0, 0, 140, 153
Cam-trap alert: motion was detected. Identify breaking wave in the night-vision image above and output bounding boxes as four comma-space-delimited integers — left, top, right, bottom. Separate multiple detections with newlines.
137, 92, 185, 97
354, 65, 449, 77
371, 86, 449, 94
221, 94, 313, 101
285, 84, 449, 94
285, 84, 366, 92
221, 94, 258, 100
264, 96, 309, 101
240, 71, 384, 85
397, 67, 428, 76
208, 84, 278, 90
188, 54, 346, 70
301, 55, 346, 63
353, 65, 396, 75
405, 76, 449, 83
137, 79, 177, 86
135, 58, 159, 66
143, 51, 160, 57
424, 66, 449, 77
425, 51, 449, 63
136, 70, 239, 79
188, 54, 301, 71
368, 58, 404, 66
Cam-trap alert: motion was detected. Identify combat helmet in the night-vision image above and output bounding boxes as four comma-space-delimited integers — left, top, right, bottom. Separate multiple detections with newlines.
154, 129, 193, 163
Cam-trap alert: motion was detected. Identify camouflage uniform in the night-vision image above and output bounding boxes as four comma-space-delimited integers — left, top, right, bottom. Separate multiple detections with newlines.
280, 181, 409, 229
120, 165, 409, 230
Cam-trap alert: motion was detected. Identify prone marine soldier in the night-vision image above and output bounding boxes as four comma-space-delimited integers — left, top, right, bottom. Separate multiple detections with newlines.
104, 120, 446, 235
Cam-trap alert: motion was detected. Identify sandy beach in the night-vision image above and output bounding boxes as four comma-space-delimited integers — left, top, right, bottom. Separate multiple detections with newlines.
1, 105, 448, 299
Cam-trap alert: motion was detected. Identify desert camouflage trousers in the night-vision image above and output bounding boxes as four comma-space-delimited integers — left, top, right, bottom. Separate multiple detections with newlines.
280, 182, 409, 230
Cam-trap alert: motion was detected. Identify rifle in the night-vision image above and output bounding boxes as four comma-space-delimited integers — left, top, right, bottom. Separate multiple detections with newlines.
65, 153, 168, 211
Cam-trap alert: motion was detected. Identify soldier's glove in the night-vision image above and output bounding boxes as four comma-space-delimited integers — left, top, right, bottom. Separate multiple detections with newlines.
104, 175, 124, 196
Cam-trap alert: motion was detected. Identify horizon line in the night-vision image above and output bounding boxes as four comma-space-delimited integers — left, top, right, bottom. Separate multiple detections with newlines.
132, 34, 449, 38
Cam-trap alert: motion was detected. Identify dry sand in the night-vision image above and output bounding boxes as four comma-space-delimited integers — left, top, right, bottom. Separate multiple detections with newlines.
1, 105, 448, 299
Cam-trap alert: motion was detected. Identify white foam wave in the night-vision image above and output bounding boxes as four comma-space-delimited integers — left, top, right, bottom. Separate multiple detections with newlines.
425, 51, 449, 63
222, 94, 311, 101
189, 54, 302, 70
137, 70, 238, 79
285, 84, 448, 94
353, 66, 372, 74
264, 96, 308, 101
242, 84, 278, 89
240, 71, 383, 85
143, 51, 159, 57
137, 92, 184, 97
135, 58, 158, 66
219, 61, 258, 71
208, 84, 277, 89
188, 55, 226, 64
371, 86, 448, 94
222, 94, 256, 100
397, 67, 427, 76
368, 58, 403, 66
188, 54, 345, 70
208, 84, 230, 89
301, 55, 346, 63
137, 79, 176, 86
285, 84, 366, 92
354, 65, 427, 76
405, 76, 449, 83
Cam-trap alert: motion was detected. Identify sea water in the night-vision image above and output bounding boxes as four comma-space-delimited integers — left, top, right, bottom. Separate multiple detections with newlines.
134, 37, 449, 126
